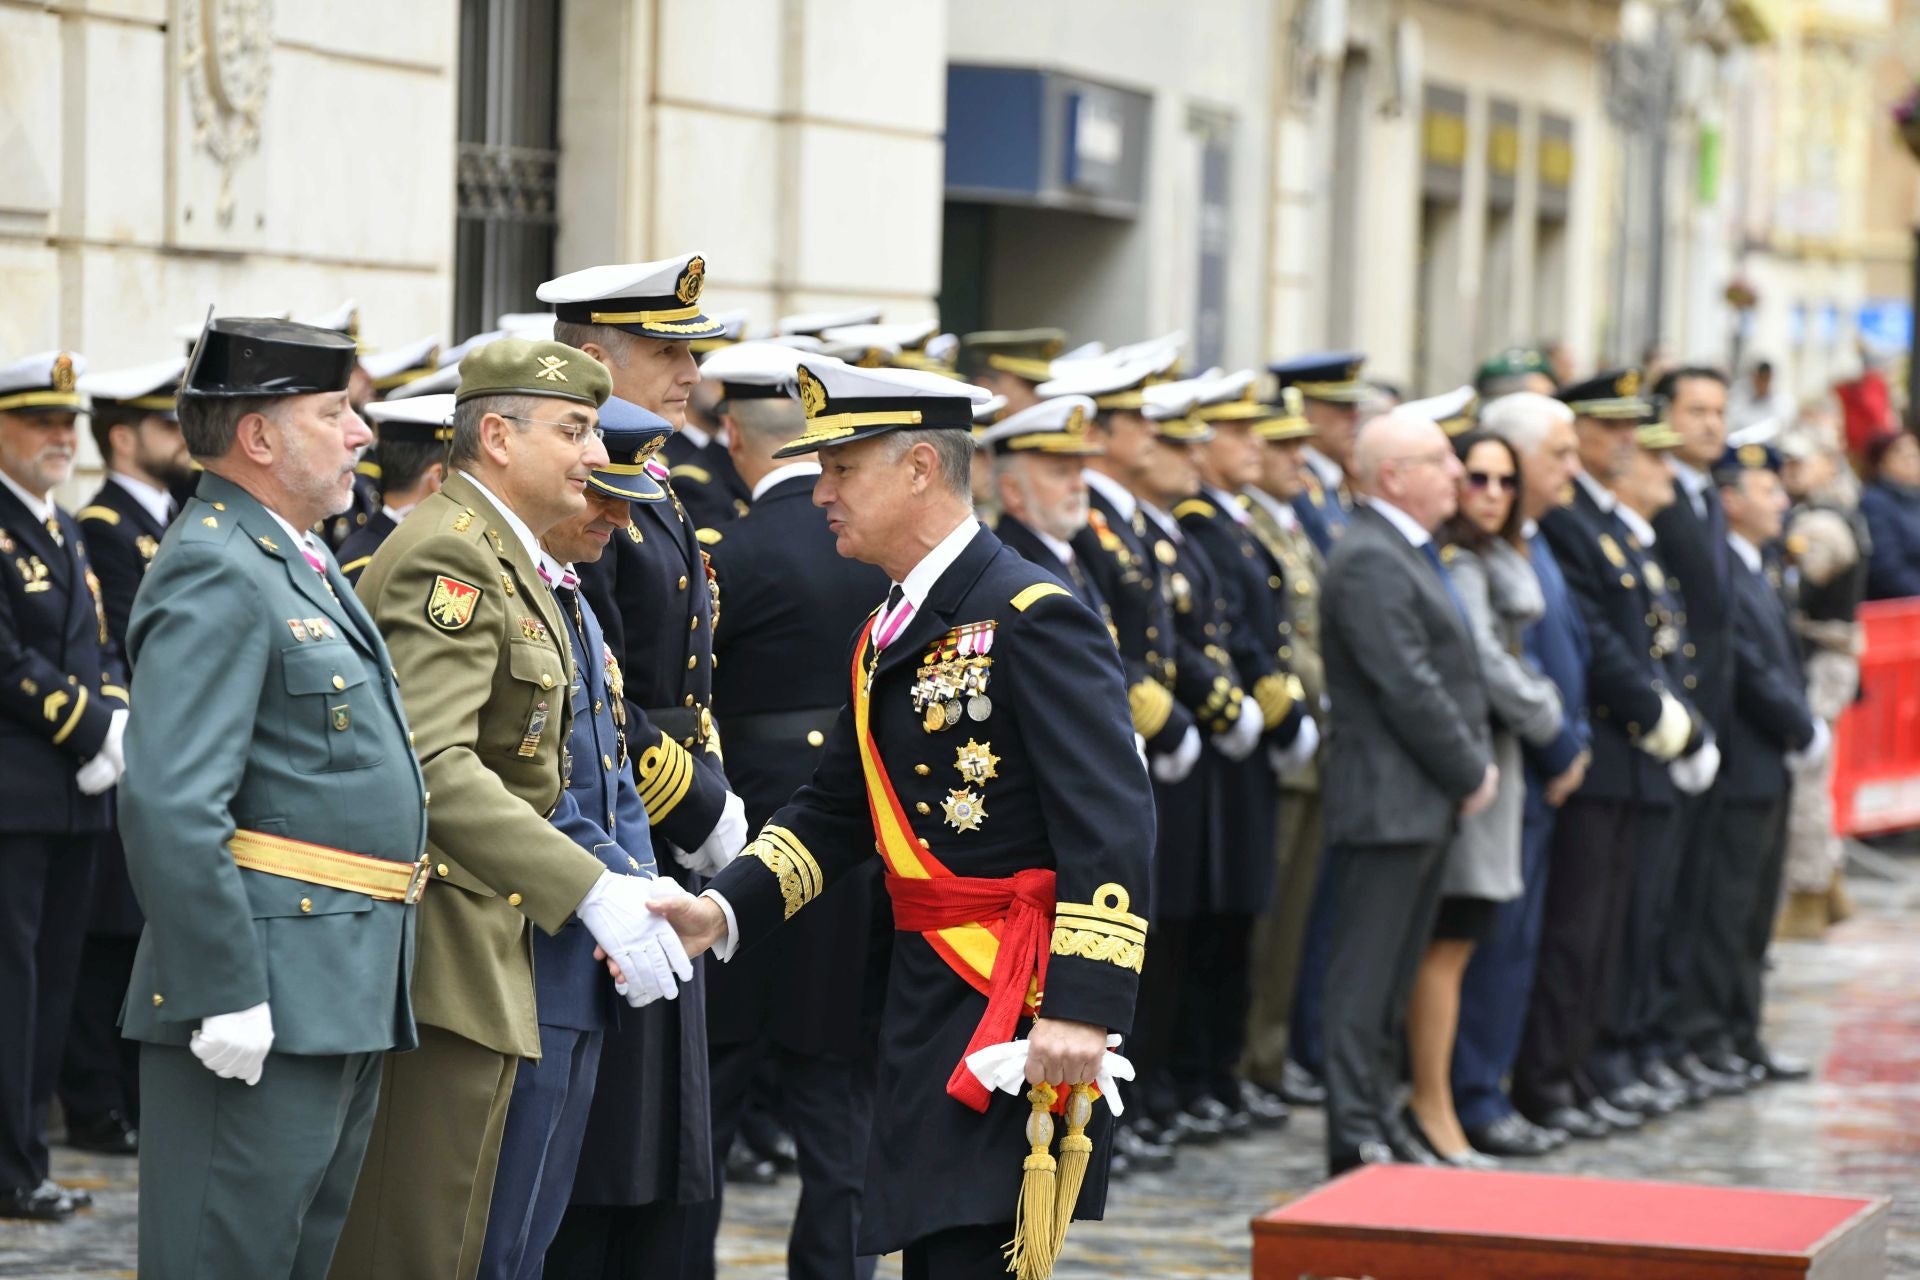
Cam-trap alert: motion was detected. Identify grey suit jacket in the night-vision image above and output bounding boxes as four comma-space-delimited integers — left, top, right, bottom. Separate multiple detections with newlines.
1320, 503, 1493, 848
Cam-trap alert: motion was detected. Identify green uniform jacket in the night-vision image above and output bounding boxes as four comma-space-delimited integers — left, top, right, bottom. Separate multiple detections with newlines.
119, 472, 427, 1056
356, 471, 606, 1058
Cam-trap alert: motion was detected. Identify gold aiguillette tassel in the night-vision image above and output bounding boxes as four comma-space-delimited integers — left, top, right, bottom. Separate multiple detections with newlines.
1049, 1084, 1095, 1261
1006, 1082, 1058, 1280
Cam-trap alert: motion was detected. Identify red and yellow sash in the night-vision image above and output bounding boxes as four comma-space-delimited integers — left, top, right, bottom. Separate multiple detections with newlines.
852, 619, 1054, 1111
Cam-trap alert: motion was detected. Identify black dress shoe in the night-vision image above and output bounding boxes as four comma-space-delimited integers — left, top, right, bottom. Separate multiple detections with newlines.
1279, 1059, 1328, 1107
723, 1141, 779, 1186
1605, 1081, 1659, 1116
1113, 1123, 1176, 1172
1231, 1080, 1291, 1129
1743, 1046, 1813, 1082
1531, 1104, 1608, 1140
0, 1183, 72, 1220
1185, 1094, 1252, 1138
65, 1109, 138, 1156
37, 1179, 89, 1210
1128, 1112, 1179, 1148
1328, 1139, 1395, 1177
1586, 1097, 1642, 1131
1162, 1105, 1224, 1146
1701, 1048, 1763, 1085
1673, 1052, 1748, 1097
1465, 1112, 1559, 1158
1640, 1058, 1697, 1104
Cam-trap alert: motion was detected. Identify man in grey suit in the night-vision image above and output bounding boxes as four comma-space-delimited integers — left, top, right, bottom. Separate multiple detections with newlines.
1319, 409, 1495, 1176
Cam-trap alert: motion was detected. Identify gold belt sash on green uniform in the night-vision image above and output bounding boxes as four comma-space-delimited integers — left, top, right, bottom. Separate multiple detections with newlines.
229, 829, 430, 904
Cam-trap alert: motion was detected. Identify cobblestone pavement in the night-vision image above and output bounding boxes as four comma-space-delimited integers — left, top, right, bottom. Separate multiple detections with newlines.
7, 873, 1917, 1278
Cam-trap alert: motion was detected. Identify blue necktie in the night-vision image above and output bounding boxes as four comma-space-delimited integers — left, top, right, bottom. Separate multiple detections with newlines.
1420, 541, 1472, 629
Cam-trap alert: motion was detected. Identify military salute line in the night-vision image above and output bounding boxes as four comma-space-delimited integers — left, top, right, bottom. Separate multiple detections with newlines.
0, 248, 1845, 1280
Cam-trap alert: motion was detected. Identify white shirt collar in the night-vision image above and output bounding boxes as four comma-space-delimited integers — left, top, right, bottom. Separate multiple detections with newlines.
466, 470, 545, 564
1243, 485, 1300, 531
1668, 456, 1710, 497
382, 502, 416, 525
1615, 504, 1657, 547
1522, 517, 1540, 539
1034, 527, 1076, 565
1140, 501, 1183, 542
1728, 531, 1763, 575
1303, 446, 1344, 489
679, 422, 713, 451
264, 506, 326, 561
1365, 495, 1432, 548
110, 472, 173, 526
1082, 467, 1137, 521
0, 468, 51, 523
1205, 485, 1251, 525
751, 460, 821, 503
1574, 468, 1618, 514
893, 515, 982, 614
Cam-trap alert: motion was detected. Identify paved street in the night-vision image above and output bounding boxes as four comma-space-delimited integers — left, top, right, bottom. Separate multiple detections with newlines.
7, 866, 1919, 1279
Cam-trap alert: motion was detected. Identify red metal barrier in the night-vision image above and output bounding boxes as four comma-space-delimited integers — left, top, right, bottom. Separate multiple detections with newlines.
1832, 598, 1920, 835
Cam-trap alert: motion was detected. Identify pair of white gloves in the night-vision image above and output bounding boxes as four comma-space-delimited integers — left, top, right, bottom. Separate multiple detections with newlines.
75, 708, 128, 796
195, 792, 755, 1088
1152, 701, 1321, 784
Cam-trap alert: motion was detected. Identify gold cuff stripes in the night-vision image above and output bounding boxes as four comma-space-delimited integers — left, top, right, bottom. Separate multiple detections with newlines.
636, 731, 695, 821
1050, 882, 1147, 972
747, 825, 822, 920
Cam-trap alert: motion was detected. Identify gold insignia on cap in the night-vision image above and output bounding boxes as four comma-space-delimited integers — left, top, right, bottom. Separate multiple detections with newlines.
1065, 403, 1087, 436
1616, 369, 1641, 397
51, 354, 76, 393
676, 256, 706, 305
797, 365, 827, 419
1739, 443, 1765, 467
535, 355, 570, 382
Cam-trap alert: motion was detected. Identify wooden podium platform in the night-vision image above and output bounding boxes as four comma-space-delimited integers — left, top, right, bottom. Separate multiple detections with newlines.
1252, 1166, 1888, 1279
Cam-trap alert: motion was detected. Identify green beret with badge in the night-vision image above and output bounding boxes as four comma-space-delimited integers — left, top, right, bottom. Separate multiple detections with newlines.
455, 337, 611, 408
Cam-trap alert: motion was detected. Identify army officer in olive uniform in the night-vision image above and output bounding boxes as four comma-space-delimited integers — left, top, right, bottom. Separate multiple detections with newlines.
333, 339, 692, 1280
117, 319, 424, 1279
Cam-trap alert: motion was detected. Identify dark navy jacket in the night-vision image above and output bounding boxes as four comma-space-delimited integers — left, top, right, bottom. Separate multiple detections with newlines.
541, 583, 657, 1031
1520, 529, 1591, 780
1859, 481, 1920, 600
1720, 546, 1817, 803
0, 485, 126, 834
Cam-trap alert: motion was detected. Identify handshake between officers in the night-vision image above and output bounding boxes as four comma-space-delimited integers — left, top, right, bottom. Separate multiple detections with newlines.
651, 357, 1155, 1280
116, 321, 697, 1280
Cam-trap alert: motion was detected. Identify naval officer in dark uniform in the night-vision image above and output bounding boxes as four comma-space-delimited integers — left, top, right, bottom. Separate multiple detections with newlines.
478, 403, 675, 1280
655, 355, 1154, 1280
56, 355, 193, 1158
697, 340, 893, 1280
980, 395, 1108, 611
0, 350, 127, 1221
540, 252, 748, 1277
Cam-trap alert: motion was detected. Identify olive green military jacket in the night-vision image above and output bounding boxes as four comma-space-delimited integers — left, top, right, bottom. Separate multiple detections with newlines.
356, 470, 606, 1057
1244, 491, 1326, 791
119, 472, 427, 1056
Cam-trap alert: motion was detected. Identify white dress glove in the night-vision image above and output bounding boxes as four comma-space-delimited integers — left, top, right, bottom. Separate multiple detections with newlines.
675, 792, 747, 877
1669, 737, 1721, 795
1149, 725, 1203, 785
1268, 713, 1320, 778
965, 1035, 1137, 1116
1213, 697, 1263, 762
1634, 691, 1693, 762
76, 708, 129, 796
1785, 718, 1832, 771
191, 1001, 275, 1086
577, 871, 694, 1006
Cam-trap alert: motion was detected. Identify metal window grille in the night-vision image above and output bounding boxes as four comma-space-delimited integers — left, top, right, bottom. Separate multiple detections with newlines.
454, 0, 561, 340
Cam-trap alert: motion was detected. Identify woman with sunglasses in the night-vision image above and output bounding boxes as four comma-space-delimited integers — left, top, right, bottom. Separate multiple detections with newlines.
1403, 428, 1566, 1166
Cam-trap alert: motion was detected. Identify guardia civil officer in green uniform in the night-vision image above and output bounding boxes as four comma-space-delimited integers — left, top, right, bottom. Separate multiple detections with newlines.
332, 339, 693, 1280
118, 318, 427, 1278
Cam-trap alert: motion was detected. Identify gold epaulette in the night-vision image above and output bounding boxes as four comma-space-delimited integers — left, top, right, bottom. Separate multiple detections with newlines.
77, 505, 119, 526
1172, 498, 1216, 520
670, 464, 712, 485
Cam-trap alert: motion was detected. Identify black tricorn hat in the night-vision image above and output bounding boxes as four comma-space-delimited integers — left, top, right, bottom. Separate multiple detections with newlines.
181, 316, 359, 399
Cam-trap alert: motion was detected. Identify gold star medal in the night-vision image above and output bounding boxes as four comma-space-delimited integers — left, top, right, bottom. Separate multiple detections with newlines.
942, 788, 987, 834
955, 739, 999, 786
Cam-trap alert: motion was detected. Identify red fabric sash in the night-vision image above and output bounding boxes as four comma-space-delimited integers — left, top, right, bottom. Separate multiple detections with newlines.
886, 869, 1057, 1112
